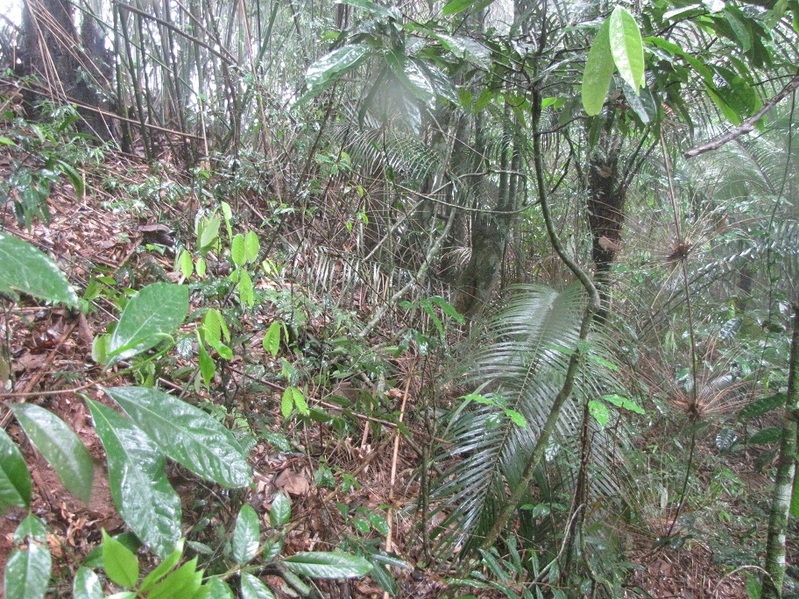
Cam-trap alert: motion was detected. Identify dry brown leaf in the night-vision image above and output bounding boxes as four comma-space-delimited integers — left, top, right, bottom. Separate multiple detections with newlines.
274, 468, 310, 496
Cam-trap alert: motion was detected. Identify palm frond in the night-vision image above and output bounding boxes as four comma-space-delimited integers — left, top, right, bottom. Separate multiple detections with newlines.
430, 283, 631, 555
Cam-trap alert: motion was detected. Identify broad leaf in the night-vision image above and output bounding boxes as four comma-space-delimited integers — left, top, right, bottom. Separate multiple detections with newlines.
270, 491, 291, 528
282, 552, 373, 578
442, 0, 497, 16
104, 386, 252, 488
88, 400, 181, 557
0, 427, 31, 512
244, 232, 260, 263
609, 6, 645, 91
73, 567, 103, 599
588, 400, 610, 427
107, 283, 188, 364
232, 504, 261, 564
262, 321, 282, 357
240, 573, 276, 599
10, 403, 93, 503
140, 540, 184, 592
102, 530, 139, 588
145, 556, 202, 598
304, 44, 371, 98
5, 515, 51, 599
231, 234, 246, 266
581, 18, 614, 116
0, 231, 78, 307
204, 577, 235, 599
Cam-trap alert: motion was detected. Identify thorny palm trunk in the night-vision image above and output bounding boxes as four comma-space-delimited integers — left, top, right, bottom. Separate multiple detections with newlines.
763, 304, 799, 598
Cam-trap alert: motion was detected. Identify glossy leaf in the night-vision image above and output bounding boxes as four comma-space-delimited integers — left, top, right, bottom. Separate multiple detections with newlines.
5, 515, 51, 599
88, 400, 181, 558
270, 491, 291, 528
282, 552, 373, 578
304, 44, 371, 97
581, 18, 613, 116
104, 386, 252, 488
9, 403, 93, 503
240, 573, 276, 599
0, 231, 78, 307
204, 577, 235, 599
232, 504, 261, 564
107, 283, 188, 364
102, 529, 139, 588
0, 427, 31, 512
73, 567, 103, 599
609, 6, 645, 91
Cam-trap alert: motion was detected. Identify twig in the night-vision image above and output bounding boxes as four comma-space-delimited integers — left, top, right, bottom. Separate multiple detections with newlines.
684, 73, 799, 159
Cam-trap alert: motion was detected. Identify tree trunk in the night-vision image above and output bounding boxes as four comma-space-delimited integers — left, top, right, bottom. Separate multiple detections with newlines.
763, 304, 799, 598
587, 146, 626, 322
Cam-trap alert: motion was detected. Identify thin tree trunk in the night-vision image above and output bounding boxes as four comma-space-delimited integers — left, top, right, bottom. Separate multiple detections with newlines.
763, 303, 799, 598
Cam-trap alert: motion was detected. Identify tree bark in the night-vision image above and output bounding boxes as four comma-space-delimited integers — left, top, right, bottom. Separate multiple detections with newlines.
763, 304, 799, 598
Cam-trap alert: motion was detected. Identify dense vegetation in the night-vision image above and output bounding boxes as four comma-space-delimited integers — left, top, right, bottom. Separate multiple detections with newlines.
1, 0, 799, 597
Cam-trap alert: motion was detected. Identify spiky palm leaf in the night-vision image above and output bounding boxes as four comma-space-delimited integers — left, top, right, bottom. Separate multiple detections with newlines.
430, 282, 630, 555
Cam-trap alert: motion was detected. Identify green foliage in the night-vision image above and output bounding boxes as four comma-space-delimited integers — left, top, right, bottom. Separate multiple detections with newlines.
4, 515, 51, 599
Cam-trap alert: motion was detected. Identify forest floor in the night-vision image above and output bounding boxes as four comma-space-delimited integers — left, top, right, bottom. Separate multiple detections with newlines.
0, 143, 773, 598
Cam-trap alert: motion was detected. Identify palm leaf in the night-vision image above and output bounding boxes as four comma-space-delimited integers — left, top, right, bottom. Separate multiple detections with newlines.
430, 282, 630, 555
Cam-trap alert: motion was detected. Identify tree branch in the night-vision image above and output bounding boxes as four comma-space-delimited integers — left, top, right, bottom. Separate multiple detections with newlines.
684, 73, 799, 159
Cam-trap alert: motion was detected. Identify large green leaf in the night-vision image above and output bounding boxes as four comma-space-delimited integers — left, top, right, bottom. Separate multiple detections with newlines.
87, 399, 181, 558
581, 18, 614, 116
9, 403, 93, 503
240, 573, 276, 599
609, 6, 645, 92
282, 552, 373, 578
104, 386, 252, 488
442, 0, 497, 16
107, 283, 189, 364
232, 504, 261, 564
4, 515, 51, 599
304, 44, 372, 98
0, 231, 78, 307
204, 577, 235, 599
0, 427, 31, 512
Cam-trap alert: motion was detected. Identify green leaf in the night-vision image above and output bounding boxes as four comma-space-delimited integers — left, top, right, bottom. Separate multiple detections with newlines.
5, 516, 51, 599
304, 44, 372, 97
204, 577, 235, 599
10, 403, 93, 503
198, 339, 216, 387
442, 0, 497, 16
601, 394, 646, 415
0, 231, 78, 307
504, 409, 527, 428
139, 540, 185, 592
231, 234, 246, 267
73, 567, 102, 599
178, 250, 194, 279
232, 504, 261, 564
262, 321, 282, 358
270, 491, 291, 528
739, 393, 786, 420
199, 215, 221, 250
281, 386, 307, 418
581, 18, 614, 116
588, 400, 610, 427
237, 270, 255, 308
104, 386, 252, 488
240, 573, 276, 599
146, 556, 202, 598
88, 400, 181, 558
244, 232, 260, 263
750, 427, 782, 445
0, 427, 31, 512
220, 203, 233, 240
102, 529, 140, 588
609, 6, 645, 91
196, 257, 207, 278
107, 283, 189, 364
282, 552, 373, 579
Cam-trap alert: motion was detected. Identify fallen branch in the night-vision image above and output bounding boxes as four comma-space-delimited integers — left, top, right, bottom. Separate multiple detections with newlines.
684, 73, 799, 159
